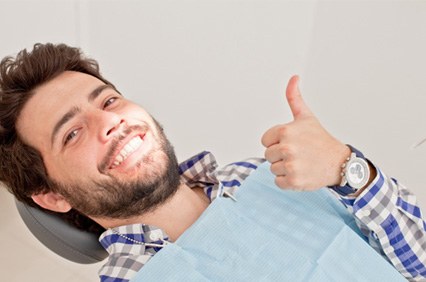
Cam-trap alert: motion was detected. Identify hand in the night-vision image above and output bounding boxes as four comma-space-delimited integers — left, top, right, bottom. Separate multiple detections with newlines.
261, 75, 351, 191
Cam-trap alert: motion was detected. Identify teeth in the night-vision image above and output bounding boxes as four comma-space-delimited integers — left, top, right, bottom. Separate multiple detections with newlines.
111, 136, 143, 168
116, 155, 124, 163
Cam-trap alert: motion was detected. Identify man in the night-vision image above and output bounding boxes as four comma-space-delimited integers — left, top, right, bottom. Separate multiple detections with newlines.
0, 43, 424, 281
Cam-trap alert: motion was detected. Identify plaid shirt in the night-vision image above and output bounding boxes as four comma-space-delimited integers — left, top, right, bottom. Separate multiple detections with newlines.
98, 151, 426, 281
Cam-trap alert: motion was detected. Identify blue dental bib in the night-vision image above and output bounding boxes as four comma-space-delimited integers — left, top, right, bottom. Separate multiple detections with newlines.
131, 163, 404, 281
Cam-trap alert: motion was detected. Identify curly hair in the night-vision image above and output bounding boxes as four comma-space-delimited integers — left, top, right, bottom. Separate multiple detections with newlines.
0, 43, 115, 235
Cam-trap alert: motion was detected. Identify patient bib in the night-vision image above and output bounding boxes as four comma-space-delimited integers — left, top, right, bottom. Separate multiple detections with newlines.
131, 163, 404, 281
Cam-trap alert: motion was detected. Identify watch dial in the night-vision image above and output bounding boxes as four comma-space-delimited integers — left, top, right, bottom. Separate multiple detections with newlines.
347, 159, 369, 189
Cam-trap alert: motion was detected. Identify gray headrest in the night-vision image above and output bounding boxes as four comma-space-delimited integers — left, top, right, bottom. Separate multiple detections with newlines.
15, 199, 108, 264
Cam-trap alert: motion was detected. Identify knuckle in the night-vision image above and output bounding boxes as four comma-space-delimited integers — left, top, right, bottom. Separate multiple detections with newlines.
286, 175, 303, 189
277, 143, 287, 153
270, 163, 279, 175
278, 144, 294, 159
284, 161, 295, 173
277, 125, 288, 137
277, 144, 290, 158
285, 145, 295, 157
270, 162, 283, 175
264, 148, 276, 162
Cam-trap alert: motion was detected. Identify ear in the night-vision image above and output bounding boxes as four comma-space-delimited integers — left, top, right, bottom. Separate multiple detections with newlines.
31, 192, 72, 213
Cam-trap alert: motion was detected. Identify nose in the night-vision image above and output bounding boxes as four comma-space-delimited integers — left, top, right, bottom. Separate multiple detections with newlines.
93, 110, 126, 143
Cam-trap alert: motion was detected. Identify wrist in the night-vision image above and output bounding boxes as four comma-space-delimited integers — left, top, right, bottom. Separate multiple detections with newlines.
348, 160, 377, 197
328, 145, 373, 196
330, 144, 352, 186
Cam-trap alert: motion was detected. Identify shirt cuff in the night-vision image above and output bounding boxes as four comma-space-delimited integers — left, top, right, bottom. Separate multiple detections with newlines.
334, 162, 399, 231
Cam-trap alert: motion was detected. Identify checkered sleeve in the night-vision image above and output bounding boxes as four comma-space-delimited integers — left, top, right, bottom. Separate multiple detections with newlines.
335, 165, 426, 281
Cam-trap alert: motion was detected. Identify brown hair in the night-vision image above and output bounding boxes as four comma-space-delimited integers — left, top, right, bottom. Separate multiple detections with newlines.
0, 43, 113, 234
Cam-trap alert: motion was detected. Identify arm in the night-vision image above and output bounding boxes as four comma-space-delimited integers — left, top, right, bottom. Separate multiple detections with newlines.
337, 162, 426, 281
261, 75, 426, 281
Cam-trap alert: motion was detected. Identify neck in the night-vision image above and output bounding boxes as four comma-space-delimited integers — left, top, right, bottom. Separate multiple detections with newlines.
93, 184, 210, 241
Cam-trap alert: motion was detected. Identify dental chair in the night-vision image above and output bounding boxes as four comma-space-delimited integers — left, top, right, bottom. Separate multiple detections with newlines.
15, 200, 107, 264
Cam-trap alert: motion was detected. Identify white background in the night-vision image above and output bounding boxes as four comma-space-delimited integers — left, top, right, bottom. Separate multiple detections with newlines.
0, 0, 425, 280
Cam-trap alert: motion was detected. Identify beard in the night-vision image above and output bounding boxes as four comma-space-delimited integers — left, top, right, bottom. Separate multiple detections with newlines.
52, 119, 181, 219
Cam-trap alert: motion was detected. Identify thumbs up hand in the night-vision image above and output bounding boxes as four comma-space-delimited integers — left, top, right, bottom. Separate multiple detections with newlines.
261, 75, 351, 191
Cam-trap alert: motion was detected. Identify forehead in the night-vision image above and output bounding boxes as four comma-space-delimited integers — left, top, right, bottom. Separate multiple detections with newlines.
16, 71, 106, 150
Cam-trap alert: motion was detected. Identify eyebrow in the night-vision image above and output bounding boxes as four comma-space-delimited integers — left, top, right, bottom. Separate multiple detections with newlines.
50, 84, 114, 146
88, 84, 114, 102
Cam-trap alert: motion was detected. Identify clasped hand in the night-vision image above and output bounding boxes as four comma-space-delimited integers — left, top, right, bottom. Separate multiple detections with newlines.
261, 75, 350, 191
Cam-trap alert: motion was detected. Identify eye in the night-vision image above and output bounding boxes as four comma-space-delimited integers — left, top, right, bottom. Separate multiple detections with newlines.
103, 97, 119, 108
64, 129, 79, 145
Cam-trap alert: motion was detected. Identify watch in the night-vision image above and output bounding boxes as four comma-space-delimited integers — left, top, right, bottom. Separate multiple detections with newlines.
329, 145, 370, 196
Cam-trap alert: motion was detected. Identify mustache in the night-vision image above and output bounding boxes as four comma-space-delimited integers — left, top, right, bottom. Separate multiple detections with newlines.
98, 124, 149, 173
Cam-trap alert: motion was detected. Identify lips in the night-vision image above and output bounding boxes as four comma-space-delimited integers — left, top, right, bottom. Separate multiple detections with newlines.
110, 135, 144, 169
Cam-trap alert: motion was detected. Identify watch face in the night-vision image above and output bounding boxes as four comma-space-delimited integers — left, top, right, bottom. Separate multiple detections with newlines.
346, 158, 370, 189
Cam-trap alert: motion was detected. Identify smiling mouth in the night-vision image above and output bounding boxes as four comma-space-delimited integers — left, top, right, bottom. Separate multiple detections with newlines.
109, 134, 145, 169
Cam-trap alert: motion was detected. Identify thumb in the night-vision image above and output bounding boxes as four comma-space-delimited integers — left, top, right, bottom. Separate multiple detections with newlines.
286, 75, 313, 119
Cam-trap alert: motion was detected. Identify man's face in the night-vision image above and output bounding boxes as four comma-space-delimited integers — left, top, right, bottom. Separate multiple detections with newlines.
16, 71, 180, 218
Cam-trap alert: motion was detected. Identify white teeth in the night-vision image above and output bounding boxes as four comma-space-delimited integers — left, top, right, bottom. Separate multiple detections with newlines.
116, 155, 124, 163
111, 136, 143, 168
123, 144, 133, 154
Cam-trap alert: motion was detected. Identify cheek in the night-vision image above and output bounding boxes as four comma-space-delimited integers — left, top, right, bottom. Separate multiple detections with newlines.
43, 157, 71, 185
121, 104, 152, 121
45, 144, 100, 184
